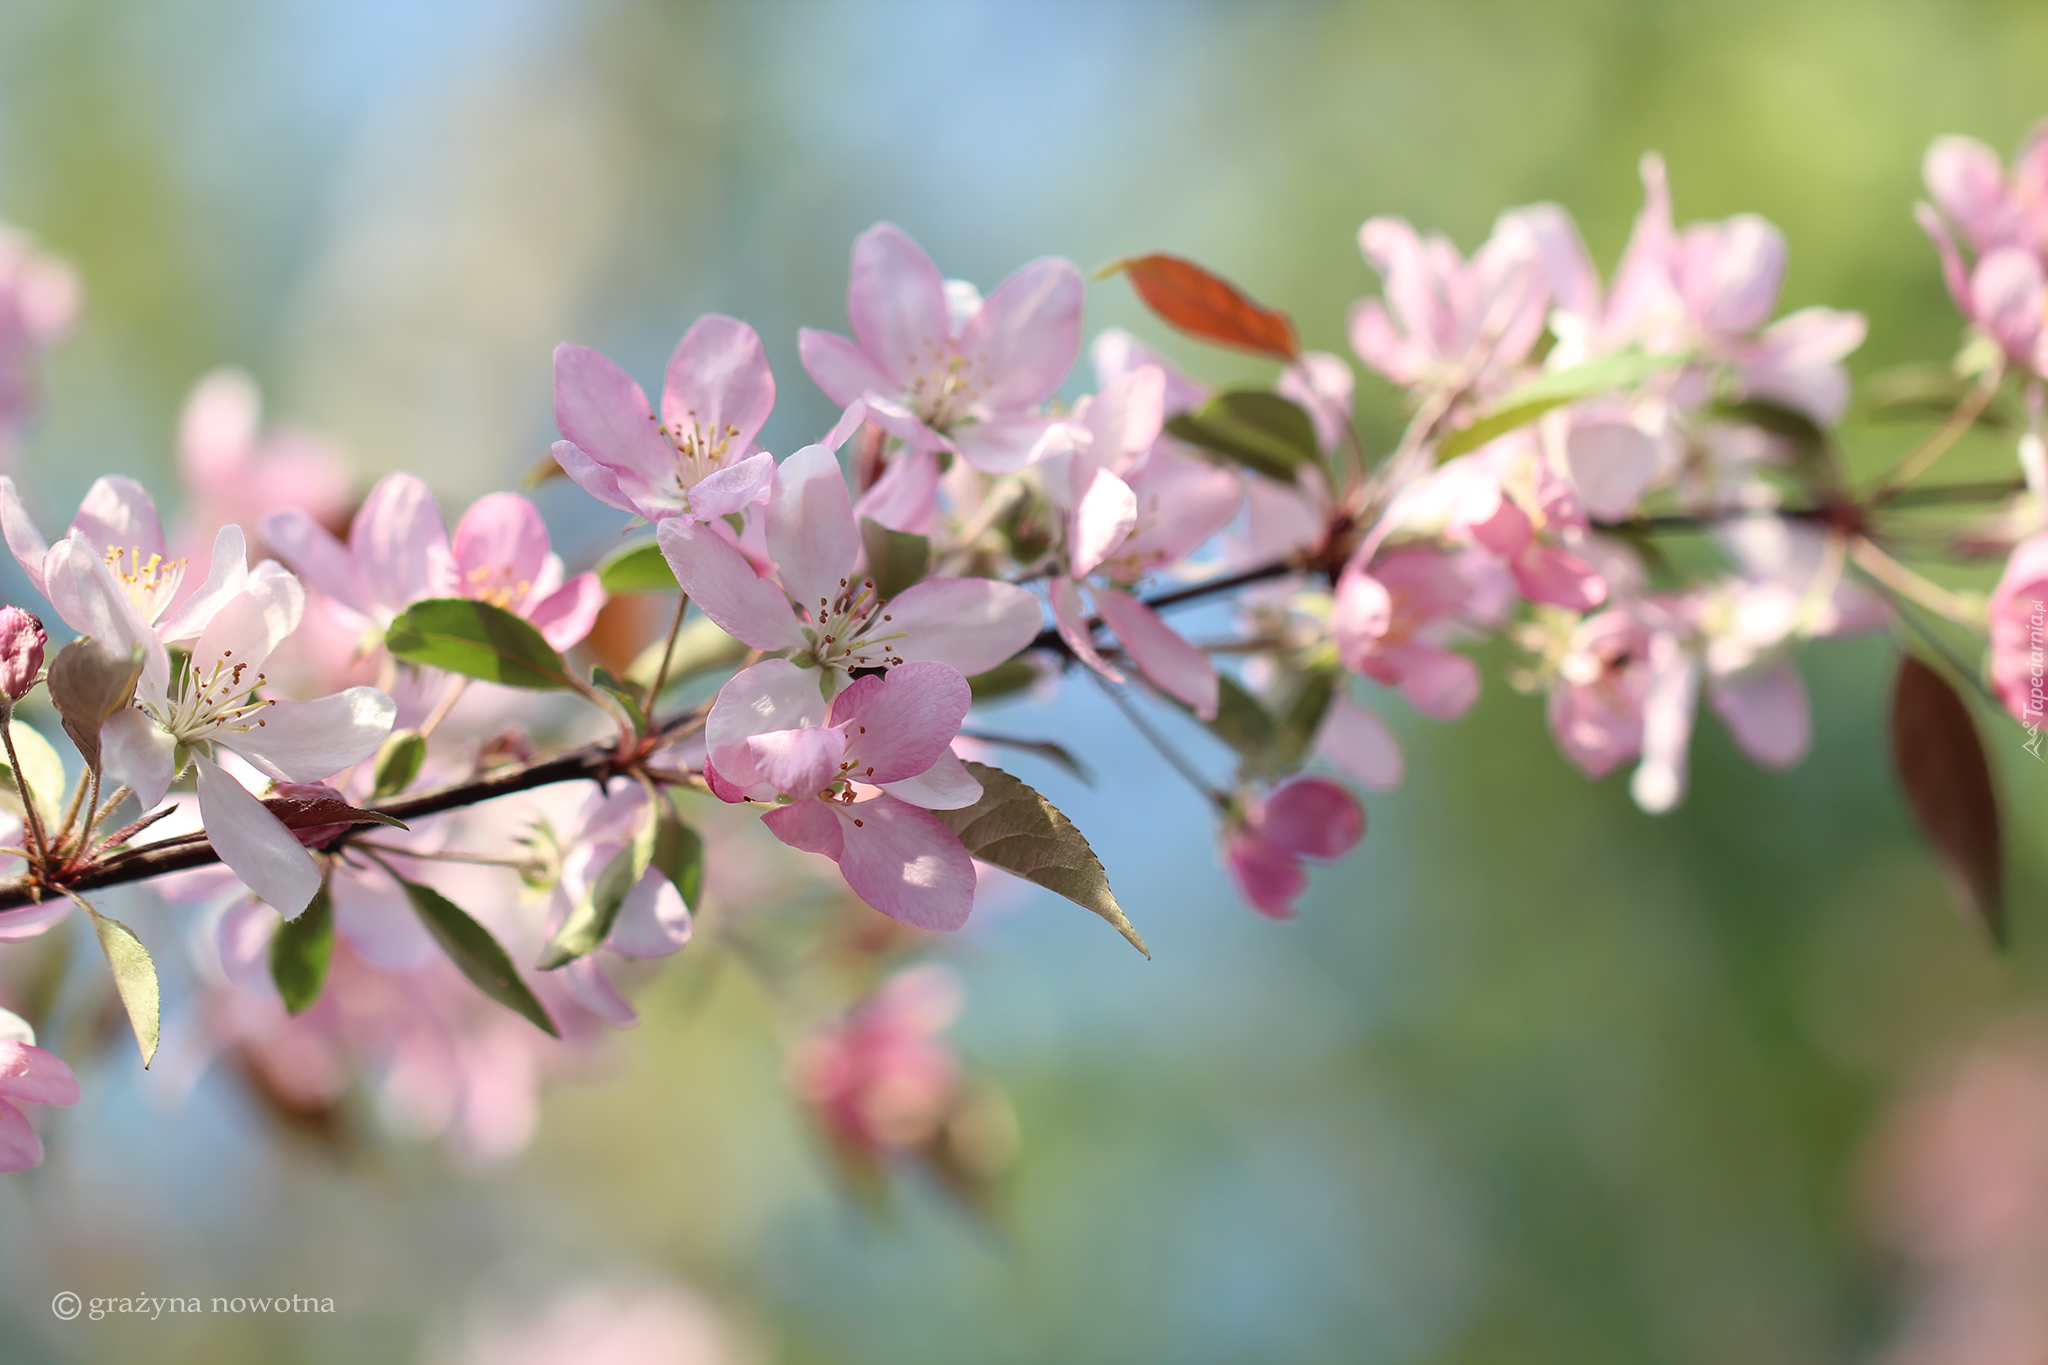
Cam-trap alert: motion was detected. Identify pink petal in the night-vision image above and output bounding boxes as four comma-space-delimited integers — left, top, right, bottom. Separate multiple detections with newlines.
854, 446, 941, 536
1116, 451, 1242, 571
608, 867, 692, 957
799, 328, 898, 409
762, 797, 845, 858
1049, 576, 1120, 681
1605, 153, 1679, 340
1094, 587, 1218, 720
0, 1099, 44, 1171
1346, 299, 1420, 385
1225, 830, 1306, 920
827, 660, 971, 783
1070, 468, 1137, 578
1082, 365, 1166, 468
879, 749, 983, 810
1512, 544, 1608, 612
1563, 420, 1663, 521
1629, 634, 1699, 814
830, 795, 976, 931
560, 954, 637, 1029
958, 256, 1084, 408
950, 414, 1061, 474
705, 659, 830, 782
0, 1039, 80, 1106
1737, 307, 1867, 426
847, 223, 951, 390
177, 367, 261, 484
1498, 202, 1601, 319
1392, 646, 1481, 721
349, 472, 456, 616
0, 900, 71, 943
746, 724, 849, 797
261, 507, 367, 614
1277, 351, 1356, 454
527, 572, 605, 651
230, 686, 395, 784
662, 314, 775, 455
766, 443, 859, 618
154, 523, 253, 642
1313, 694, 1405, 792
1913, 201, 1973, 315
1256, 777, 1365, 860
552, 343, 676, 490
1971, 249, 2047, 361
0, 475, 50, 596
1708, 662, 1810, 770
876, 576, 1043, 676
72, 475, 166, 559
452, 492, 551, 597
1925, 134, 2025, 254
688, 451, 775, 520
550, 439, 637, 516
1676, 215, 1786, 338
654, 518, 806, 653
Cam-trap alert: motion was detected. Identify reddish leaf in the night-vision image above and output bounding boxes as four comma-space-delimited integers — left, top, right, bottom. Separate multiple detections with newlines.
1890, 654, 2005, 941
1106, 254, 1299, 360
262, 790, 408, 849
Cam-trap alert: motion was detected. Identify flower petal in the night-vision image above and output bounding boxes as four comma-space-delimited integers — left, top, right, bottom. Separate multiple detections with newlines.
1256, 777, 1365, 861
1313, 694, 1405, 792
549, 438, 638, 516
230, 686, 395, 784
761, 797, 846, 860
0, 1040, 79, 1107
687, 451, 775, 520
103, 706, 176, 809
0, 476, 49, 596
607, 866, 693, 958
879, 748, 983, 809
0, 1099, 43, 1171
452, 492, 552, 598
957, 255, 1084, 408
705, 658, 831, 781
831, 795, 976, 931
950, 414, 1060, 474
799, 328, 899, 409
745, 724, 849, 797
527, 572, 605, 652
1049, 576, 1120, 682
1095, 587, 1218, 720
194, 756, 323, 917
553, 342, 676, 489
1707, 661, 1810, 770
154, 522, 252, 642
766, 443, 859, 618
662, 314, 775, 455
827, 660, 971, 783
71, 475, 166, 559
260, 507, 368, 615
1070, 468, 1137, 579
655, 518, 806, 653
879, 576, 1043, 676
349, 473, 456, 618
847, 223, 950, 389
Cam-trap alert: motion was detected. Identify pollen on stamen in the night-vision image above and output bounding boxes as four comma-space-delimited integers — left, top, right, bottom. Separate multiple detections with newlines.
852, 818, 863, 827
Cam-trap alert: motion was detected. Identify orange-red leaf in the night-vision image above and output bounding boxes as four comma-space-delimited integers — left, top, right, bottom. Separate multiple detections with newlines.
1890, 654, 2005, 942
1106, 254, 1299, 360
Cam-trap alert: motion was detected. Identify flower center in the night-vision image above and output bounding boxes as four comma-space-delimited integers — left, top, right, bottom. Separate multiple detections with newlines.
148, 649, 275, 747
902, 344, 988, 431
103, 546, 187, 624
463, 563, 532, 611
805, 576, 908, 673
651, 411, 741, 494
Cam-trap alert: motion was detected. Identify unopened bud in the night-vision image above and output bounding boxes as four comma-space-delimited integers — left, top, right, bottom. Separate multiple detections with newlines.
0, 607, 46, 701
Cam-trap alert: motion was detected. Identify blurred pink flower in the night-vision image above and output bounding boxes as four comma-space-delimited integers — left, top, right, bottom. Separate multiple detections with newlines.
174, 368, 352, 566
1989, 533, 2048, 729
0, 1009, 80, 1172
263, 474, 603, 652
1334, 545, 1513, 720
1224, 776, 1366, 919
800, 222, 1083, 473
1348, 214, 1548, 401
0, 222, 79, 455
789, 964, 964, 1156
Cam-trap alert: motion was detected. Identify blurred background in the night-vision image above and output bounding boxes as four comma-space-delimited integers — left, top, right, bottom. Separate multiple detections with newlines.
2, 0, 2047, 1361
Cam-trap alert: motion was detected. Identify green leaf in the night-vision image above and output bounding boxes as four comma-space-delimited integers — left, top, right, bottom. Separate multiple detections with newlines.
85, 905, 160, 1067
932, 762, 1147, 957
1200, 674, 1279, 767
625, 615, 749, 693
966, 659, 1038, 705
46, 638, 144, 776
369, 728, 427, 800
1164, 390, 1319, 482
0, 719, 67, 825
392, 871, 559, 1036
592, 667, 650, 736
859, 517, 932, 601
597, 540, 679, 594
650, 806, 705, 908
1435, 350, 1680, 462
271, 879, 335, 1015
386, 598, 578, 690
1273, 669, 1338, 771
537, 802, 658, 970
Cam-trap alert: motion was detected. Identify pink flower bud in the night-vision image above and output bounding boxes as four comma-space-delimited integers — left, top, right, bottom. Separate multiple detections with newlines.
0, 607, 45, 701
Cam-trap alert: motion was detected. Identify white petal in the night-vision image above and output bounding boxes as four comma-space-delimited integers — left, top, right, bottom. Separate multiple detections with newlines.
102, 707, 177, 809
879, 749, 983, 809
607, 867, 692, 958
229, 686, 395, 784
154, 523, 251, 642
195, 756, 321, 918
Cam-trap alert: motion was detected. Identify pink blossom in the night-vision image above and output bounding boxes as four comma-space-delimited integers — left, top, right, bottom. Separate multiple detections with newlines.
551, 314, 777, 524
1547, 606, 1660, 780
1312, 694, 1405, 792
541, 784, 694, 1028
800, 223, 1083, 473
0, 1008, 80, 1172
174, 368, 352, 566
1347, 214, 1548, 401
703, 659, 982, 930
1921, 128, 2048, 262
434, 1279, 747, 1365
1989, 534, 2048, 729
1333, 545, 1513, 720
263, 474, 604, 653
788, 964, 963, 1156
655, 443, 1040, 697
1224, 777, 1366, 920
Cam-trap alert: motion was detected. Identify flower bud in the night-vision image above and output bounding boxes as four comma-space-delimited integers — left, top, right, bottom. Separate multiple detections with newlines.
0, 607, 46, 701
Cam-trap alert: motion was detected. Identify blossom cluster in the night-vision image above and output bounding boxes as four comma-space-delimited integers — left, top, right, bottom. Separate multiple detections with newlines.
0, 119, 2035, 1198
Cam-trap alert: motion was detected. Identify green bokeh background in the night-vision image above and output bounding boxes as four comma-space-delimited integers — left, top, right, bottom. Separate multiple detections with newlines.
1, 1, 2045, 1361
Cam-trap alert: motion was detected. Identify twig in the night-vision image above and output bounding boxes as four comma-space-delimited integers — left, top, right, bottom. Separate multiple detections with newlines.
1871, 374, 2001, 504
1085, 670, 1227, 811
